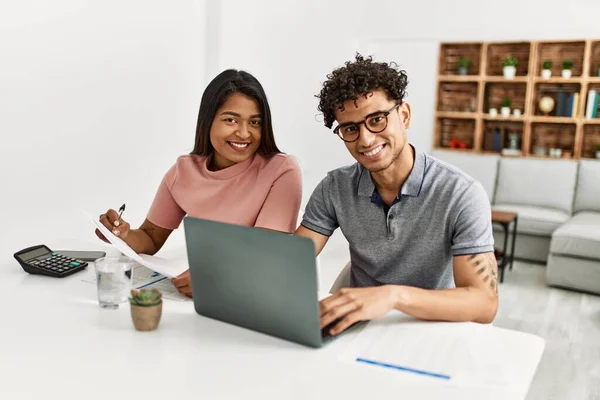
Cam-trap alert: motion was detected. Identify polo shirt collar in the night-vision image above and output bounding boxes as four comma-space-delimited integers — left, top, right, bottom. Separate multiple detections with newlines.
357, 145, 426, 198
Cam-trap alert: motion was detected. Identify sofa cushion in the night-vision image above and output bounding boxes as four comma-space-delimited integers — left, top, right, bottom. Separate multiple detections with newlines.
550, 212, 600, 259
430, 150, 499, 202
494, 158, 577, 214
574, 160, 600, 213
493, 204, 570, 236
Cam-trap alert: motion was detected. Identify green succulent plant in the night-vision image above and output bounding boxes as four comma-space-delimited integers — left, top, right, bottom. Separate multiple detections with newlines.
563, 59, 573, 70
501, 97, 511, 108
542, 60, 552, 70
457, 57, 472, 69
502, 55, 518, 67
129, 288, 162, 307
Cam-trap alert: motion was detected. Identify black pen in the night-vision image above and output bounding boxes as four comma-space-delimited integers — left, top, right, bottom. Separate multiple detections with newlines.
118, 203, 126, 221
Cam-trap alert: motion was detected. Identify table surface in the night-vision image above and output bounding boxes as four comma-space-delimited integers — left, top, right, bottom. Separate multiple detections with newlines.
492, 210, 518, 224
0, 241, 543, 400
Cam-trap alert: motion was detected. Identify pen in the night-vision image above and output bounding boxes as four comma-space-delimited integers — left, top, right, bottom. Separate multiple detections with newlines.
118, 203, 126, 221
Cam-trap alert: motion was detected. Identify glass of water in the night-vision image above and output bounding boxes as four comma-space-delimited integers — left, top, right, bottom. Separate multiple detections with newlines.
94, 256, 134, 309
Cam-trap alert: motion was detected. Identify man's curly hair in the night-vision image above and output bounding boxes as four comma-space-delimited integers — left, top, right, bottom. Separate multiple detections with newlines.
316, 53, 408, 129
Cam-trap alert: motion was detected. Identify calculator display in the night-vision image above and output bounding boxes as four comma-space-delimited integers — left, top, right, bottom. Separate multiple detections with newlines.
19, 247, 50, 261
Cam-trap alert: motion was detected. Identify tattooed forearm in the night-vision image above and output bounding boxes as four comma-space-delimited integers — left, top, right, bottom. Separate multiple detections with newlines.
467, 253, 498, 295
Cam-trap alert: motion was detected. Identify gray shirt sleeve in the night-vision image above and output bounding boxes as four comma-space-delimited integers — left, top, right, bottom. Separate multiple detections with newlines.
301, 175, 339, 237
451, 181, 495, 256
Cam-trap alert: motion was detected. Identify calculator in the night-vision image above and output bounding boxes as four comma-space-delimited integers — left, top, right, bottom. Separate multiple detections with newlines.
14, 245, 89, 278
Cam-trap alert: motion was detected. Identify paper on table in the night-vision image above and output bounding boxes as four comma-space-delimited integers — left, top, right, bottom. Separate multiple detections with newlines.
81, 264, 191, 301
346, 314, 507, 387
131, 264, 191, 302
83, 210, 188, 278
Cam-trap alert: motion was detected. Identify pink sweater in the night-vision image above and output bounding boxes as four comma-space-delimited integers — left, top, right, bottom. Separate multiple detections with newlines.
147, 153, 302, 233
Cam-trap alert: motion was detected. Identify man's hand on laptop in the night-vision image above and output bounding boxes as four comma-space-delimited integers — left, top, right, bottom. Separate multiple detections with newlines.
172, 270, 193, 298
320, 286, 397, 335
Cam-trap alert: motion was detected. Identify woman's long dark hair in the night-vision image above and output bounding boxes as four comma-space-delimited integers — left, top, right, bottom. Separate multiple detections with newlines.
191, 69, 281, 156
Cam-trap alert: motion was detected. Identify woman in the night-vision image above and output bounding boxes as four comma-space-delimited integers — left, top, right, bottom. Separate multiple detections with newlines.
96, 70, 302, 297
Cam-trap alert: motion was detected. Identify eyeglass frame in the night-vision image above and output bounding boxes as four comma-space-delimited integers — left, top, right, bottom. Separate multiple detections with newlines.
332, 102, 402, 143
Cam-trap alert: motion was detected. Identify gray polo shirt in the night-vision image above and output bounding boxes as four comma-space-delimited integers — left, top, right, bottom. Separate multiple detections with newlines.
301, 147, 494, 289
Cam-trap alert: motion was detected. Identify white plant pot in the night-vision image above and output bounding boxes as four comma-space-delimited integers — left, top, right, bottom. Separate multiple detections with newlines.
596, 151, 600, 159
501, 107, 511, 117
503, 66, 516, 79
489, 108, 498, 117
513, 109, 522, 117
541, 69, 552, 79
562, 69, 572, 79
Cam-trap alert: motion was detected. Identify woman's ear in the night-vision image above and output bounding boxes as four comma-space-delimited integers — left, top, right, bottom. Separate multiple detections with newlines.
399, 102, 411, 129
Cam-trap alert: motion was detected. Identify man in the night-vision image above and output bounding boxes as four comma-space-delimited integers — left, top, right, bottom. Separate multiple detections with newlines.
295, 54, 498, 336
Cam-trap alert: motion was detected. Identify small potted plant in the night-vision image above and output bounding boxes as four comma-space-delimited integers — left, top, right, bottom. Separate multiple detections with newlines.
596, 143, 600, 159
502, 55, 518, 79
541, 60, 552, 79
129, 288, 163, 331
562, 59, 573, 79
457, 57, 472, 75
501, 98, 511, 117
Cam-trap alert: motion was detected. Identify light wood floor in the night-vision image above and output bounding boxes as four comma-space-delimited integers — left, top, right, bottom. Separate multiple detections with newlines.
318, 237, 600, 400
495, 261, 600, 400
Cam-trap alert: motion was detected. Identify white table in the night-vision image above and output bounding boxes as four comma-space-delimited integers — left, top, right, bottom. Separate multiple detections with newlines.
0, 244, 544, 400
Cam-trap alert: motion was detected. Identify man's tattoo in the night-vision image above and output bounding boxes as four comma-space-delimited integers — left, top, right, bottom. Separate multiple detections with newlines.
467, 253, 498, 295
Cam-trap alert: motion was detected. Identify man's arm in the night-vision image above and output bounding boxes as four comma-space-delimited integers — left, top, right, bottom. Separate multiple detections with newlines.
294, 174, 338, 255
294, 225, 329, 255
320, 252, 499, 335
389, 252, 498, 322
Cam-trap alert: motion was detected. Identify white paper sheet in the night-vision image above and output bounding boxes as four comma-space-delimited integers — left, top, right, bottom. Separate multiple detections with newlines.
81, 264, 191, 302
83, 210, 188, 278
131, 264, 191, 302
346, 314, 508, 387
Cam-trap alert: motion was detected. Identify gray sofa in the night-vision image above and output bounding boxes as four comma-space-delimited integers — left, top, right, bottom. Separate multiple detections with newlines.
432, 150, 600, 295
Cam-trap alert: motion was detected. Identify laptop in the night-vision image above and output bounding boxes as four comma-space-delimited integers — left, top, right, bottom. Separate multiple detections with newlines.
183, 216, 344, 348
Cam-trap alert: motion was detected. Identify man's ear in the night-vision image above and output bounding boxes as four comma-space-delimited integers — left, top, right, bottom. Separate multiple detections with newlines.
399, 102, 411, 129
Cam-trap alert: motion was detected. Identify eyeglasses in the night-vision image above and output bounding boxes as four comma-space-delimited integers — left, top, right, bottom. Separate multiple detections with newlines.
333, 103, 401, 142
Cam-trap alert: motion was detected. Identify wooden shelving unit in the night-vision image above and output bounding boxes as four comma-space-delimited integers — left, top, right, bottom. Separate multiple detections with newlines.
433, 39, 600, 160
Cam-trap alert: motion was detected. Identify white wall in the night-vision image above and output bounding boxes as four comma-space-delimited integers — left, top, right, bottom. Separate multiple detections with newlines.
0, 0, 207, 259
366, 0, 600, 42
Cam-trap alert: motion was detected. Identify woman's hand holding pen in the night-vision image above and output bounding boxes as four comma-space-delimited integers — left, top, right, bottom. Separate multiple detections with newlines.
96, 204, 130, 242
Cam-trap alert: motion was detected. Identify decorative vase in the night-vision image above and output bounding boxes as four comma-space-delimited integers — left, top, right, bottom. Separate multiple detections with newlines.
508, 133, 520, 150
513, 108, 522, 117
489, 108, 498, 117
501, 107, 511, 117
549, 148, 563, 158
541, 69, 552, 79
503, 66, 516, 79
562, 69, 572, 79
131, 303, 163, 331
